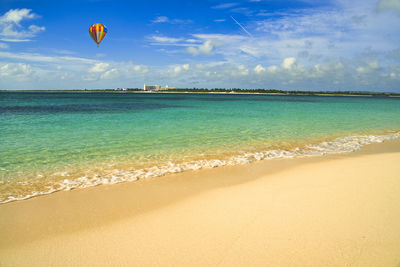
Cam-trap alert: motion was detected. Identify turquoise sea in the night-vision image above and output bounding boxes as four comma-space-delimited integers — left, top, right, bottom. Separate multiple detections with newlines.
1, 92, 400, 203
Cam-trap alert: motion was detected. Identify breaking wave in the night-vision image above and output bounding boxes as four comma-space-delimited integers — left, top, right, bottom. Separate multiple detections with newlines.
1, 132, 399, 204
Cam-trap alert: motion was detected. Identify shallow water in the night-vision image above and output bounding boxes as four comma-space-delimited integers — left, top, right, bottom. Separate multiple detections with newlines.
1, 92, 400, 203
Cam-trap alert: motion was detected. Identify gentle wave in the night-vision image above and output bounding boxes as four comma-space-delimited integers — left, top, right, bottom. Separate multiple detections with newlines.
1, 132, 399, 204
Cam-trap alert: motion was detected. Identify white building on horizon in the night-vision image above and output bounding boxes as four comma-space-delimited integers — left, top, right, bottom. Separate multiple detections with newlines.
144, 83, 176, 91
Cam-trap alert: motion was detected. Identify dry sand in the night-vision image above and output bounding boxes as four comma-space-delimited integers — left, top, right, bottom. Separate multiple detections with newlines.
1, 140, 400, 266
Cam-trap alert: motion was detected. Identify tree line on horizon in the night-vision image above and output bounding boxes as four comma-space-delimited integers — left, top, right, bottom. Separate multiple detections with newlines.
108, 87, 398, 96
160, 88, 400, 96
2, 88, 399, 96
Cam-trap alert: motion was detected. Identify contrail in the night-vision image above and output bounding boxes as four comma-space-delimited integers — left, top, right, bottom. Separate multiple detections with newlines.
231, 16, 253, 38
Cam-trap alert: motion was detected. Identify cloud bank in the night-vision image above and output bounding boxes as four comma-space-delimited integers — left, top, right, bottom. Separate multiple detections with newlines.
0, 9, 45, 42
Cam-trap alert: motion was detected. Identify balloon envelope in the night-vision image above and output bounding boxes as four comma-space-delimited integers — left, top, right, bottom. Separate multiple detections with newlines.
89, 23, 107, 47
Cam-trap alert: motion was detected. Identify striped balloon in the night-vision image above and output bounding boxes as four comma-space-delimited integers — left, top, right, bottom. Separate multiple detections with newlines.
88, 23, 107, 47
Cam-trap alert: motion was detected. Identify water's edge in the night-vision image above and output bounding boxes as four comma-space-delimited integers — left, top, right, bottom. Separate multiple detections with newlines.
1, 131, 399, 204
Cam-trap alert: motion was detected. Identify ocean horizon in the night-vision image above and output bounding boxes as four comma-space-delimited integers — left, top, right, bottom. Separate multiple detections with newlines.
1, 91, 400, 203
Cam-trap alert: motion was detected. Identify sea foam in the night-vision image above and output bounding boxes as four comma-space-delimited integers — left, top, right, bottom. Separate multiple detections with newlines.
1, 132, 399, 204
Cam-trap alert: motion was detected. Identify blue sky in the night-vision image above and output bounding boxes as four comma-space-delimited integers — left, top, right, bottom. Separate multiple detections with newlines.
1, 0, 400, 91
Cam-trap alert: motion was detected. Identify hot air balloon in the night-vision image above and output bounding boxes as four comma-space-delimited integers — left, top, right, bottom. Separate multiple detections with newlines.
88, 23, 107, 47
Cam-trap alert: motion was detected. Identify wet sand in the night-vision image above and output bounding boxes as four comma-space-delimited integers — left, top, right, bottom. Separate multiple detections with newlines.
1, 139, 400, 266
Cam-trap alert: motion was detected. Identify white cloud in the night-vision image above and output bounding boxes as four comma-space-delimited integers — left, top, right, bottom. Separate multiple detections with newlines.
151, 56, 392, 91
0, 8, 36, 25
187, 40, 215, 56
267, 65, 278, 72
83, 61, 151, 82
186, 39, 199, 43
252, 1, 400, 60
0, 55, 397, 91
89, 62, 110, 73
193, 33, 246, 42
52, 49, 76, 55
148, 33, 244, 55
169, 63, 190, 76
212, 3, 239, 9
282, 57, 296, 69
150, 35, 184, 43
0, 51, 98, 64
145, 0, 397, 73
28, 25, 45, 34
0, 43, 9, 49
132, 65, 149, 73
0, 9, 45, 42
151, 16, 192, 24
254, 64, 265, 74
173, 66, 182, 73
101, 68, 119, 79
0, 38, 30, 42
0, 63, 32, 77
237, 65, 249, 75
0, 59, 152, 89
152, 16, 169, 23
356, 60, 380, 74
230, 7, 253, 16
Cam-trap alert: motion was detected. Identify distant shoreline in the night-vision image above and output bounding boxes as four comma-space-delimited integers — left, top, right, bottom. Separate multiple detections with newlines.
1, 89, 400, 97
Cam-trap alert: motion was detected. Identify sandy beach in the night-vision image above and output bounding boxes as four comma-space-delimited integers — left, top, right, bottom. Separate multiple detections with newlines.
1, 139, 400, 266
